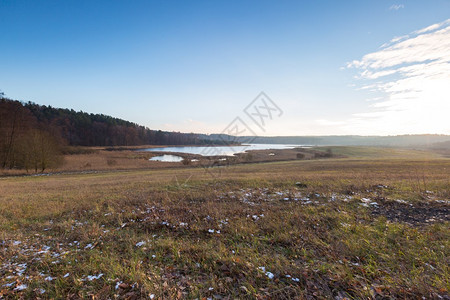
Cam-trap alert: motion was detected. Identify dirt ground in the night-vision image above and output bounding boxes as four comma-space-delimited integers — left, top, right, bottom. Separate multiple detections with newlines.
371, 200, 449, 225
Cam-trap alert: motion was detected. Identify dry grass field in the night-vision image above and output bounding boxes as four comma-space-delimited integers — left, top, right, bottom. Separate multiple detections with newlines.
0, 147, 449, 299
0, 145, 443, 177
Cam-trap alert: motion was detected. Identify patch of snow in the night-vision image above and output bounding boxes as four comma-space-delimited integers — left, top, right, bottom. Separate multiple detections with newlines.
361, 198, 371, 203
86, 273, 104, 281
258, 266, 274, 279
3, 282, 14, 287
115, 281, 122, 290
395, 199, 408, 204
14, 284, 27, 291
435, 200, 450, 204
16, 263, 27, 276
135, 241, 146, 247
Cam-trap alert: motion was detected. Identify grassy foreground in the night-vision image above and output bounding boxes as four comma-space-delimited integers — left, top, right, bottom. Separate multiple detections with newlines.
0, 152, 449, 299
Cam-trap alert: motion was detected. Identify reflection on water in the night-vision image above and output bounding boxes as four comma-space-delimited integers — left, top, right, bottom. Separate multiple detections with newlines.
149, 155, 184, 162
141, 144, 305, 156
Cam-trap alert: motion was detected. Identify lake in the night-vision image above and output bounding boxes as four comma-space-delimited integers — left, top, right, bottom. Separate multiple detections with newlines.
149, 154, 185, 162
141, 144, 305, 156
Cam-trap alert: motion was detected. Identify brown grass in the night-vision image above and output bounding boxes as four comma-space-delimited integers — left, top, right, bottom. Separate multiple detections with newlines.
0, 148, 449, 299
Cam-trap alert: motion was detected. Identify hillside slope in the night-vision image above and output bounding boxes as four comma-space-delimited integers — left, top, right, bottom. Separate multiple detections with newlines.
0, 97, 217, 147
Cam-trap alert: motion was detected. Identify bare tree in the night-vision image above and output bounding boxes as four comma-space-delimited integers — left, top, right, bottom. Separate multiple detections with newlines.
16, 129, 63, 172
0, 100, 32, 168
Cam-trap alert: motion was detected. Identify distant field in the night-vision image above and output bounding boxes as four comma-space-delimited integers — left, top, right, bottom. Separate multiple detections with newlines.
0, 148, 449, 298
1, 145, 446, 177
313, 146, 444, 159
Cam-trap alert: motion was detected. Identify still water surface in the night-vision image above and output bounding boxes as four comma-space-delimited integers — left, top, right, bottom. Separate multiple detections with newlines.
141, 144, 304, 157
149, 155, 184, 162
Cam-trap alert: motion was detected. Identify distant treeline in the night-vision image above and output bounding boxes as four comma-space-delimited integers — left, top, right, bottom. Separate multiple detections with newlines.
205, 134, 450, 148
0, 96, 222, 171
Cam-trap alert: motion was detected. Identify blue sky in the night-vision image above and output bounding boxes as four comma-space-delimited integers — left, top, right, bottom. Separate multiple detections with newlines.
1, 0, 449, 135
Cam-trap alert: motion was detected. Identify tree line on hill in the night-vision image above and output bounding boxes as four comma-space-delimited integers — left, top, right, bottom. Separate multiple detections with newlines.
205, 134, 450, 148
0, 94, 222, 171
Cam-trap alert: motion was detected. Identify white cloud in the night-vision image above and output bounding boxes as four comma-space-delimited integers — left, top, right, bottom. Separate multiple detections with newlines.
389, 4, 404, 11
342, 19, 450, 135
413, 20, 450, 34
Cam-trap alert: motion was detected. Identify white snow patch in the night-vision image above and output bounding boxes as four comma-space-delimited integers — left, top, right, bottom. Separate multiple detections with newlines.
115, 281, 123, 290
14, 284, 28, 291
135, 241, 146, 247
258, 266, 274, 279
86, 273, 104, 281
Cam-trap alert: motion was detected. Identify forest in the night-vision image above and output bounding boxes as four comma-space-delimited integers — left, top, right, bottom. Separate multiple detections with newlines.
0, 94, 220, 171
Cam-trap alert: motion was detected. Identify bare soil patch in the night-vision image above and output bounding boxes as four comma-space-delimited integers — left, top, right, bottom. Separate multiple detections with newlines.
371, 200, 449, 225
